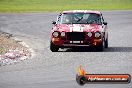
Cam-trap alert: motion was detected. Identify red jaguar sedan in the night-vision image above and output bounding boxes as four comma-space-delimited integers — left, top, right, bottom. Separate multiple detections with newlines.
50, 10, 108, 52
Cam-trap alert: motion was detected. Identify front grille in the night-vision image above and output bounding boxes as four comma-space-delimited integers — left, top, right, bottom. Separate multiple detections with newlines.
67, 32, 85, 41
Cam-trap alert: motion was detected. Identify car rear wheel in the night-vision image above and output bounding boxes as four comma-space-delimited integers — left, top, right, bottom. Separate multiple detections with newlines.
50, 42, 59, 52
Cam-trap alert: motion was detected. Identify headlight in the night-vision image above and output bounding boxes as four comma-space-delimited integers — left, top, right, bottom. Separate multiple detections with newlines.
52, 31, 59, 37
95, 32, 101, 38
87, 32, 92, 37
61, 32, 65, 37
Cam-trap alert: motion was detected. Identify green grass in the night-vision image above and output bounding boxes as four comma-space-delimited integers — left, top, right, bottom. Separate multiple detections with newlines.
0, 0, 132, 12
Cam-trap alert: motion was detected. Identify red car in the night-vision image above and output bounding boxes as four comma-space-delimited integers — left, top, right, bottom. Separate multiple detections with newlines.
50, 10, 108, 52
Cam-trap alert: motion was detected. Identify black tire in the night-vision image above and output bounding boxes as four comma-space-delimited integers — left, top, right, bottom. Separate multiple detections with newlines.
96, 39, 104, 51
50, 42, 59, 52
104, 38, 108, 48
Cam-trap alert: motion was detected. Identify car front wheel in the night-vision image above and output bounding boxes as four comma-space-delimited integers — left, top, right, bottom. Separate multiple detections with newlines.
104, 38, 108, 48
96, 39, 104, 51
50, 42, 59, 52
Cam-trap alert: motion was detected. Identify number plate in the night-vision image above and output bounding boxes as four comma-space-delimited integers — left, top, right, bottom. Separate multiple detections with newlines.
72, 41, 80, 43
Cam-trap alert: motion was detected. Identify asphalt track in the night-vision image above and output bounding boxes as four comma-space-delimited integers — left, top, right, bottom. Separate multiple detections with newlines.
0, 11, 132, 88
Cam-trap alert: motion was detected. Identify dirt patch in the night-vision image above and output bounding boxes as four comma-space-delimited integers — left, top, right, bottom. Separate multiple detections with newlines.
0, 31, 31, 66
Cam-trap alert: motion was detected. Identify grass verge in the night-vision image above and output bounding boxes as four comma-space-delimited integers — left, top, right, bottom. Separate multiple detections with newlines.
0, 0, 132, 12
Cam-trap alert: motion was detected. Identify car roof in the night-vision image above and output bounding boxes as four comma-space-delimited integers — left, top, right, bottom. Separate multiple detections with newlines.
62, 10, 101, 15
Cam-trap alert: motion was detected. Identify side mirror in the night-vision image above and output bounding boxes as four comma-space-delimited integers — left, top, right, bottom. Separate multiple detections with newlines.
103, 22, 107, 25
52, 21, 56, 25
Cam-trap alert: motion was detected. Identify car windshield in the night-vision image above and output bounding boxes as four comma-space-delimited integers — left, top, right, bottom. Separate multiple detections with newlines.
58, 13, 102, 25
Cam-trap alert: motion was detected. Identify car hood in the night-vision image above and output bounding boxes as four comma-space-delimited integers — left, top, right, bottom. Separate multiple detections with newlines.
54, 24, 102, 32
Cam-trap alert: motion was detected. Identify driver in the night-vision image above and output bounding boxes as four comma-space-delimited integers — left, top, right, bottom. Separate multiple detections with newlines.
63, 15, 72, 23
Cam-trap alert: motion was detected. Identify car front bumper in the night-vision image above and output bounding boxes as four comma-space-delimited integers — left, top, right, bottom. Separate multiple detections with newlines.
51, 37, 102, 48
